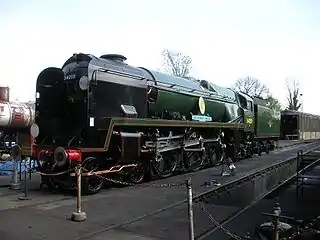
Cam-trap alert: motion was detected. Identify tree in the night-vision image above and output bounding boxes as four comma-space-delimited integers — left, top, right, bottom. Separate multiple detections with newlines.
285, 79, 302, 111
161, 49, 192, 78
266, 95, 282, 117
234, 76, 269, 98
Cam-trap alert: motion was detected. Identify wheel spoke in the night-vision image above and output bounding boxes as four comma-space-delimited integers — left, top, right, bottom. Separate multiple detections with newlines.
129, 163, 145, 184
151, 151, 178, 178
185, 151, 203, 171
82, 157, 103, 195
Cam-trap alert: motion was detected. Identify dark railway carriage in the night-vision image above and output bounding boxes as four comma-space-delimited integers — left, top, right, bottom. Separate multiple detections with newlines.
281, 110, 320, 140
31, 53, 276, 194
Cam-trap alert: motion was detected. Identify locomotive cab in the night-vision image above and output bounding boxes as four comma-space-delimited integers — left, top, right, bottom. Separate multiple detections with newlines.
235, 92, 254, 131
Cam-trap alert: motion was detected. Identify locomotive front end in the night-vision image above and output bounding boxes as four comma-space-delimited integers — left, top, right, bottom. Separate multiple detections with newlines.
32, 53, 150, 194
32, 53, 99, 191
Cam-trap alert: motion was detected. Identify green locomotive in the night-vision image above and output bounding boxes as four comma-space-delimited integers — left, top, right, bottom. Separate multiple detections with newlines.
31, 53, 280, 194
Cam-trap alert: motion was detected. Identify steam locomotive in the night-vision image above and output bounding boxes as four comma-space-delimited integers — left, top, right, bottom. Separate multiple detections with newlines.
0, 87, 34, 160
31, 53, 281, 194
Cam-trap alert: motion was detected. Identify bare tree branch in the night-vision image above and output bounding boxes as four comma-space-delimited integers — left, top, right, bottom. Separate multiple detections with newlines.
162, 49, 192, 78
285, 78, 302, 111
234, 76, 269, 98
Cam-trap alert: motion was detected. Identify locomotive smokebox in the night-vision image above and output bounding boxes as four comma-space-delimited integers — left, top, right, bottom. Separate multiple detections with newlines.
0, 87, 9, 102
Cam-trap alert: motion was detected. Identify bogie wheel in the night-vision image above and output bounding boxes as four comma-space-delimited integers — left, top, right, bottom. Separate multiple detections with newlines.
128, 162, 146, 184
81, 157, 104, 195
41, 162, 62, 191
44, 176, 61, 191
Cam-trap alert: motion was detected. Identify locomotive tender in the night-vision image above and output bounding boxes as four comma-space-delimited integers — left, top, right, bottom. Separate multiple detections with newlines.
32, 53, 280, 194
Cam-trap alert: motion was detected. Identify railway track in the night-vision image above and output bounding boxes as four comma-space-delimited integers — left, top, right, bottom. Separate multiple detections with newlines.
74, 142, 320, 240
0, 141, 319, 240
196, 147, 320, 240
0, 140, 309, 199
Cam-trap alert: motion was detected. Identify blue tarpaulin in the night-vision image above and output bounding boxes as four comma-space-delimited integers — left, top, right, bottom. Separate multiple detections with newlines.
0, 159, 38, 176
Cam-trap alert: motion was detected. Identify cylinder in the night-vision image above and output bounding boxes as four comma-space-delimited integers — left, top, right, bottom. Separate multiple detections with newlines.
0, 87, 9, 102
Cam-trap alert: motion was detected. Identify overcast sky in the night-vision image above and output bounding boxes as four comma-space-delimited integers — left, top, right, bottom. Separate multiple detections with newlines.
1, 0, 319, 114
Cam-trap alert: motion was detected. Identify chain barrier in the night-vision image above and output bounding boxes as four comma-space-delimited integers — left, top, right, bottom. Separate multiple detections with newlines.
82, 166, 320, 239
93, 172, 186, 188
198, 201, 246, 240
281, 215, 320, 240
197, 199, 320, 240
78, 165, 186, 188
36, 169, 72, 176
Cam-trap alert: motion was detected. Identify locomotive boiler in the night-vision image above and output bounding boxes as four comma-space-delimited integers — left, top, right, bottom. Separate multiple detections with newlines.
31, 53, 279, 194
0, 87, 35, 158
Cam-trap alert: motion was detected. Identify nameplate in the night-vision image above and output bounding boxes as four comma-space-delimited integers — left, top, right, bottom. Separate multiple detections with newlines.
191, 115, 212, 122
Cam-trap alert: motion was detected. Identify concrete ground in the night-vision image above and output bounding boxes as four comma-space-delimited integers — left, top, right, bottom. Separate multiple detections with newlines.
0, 140, 318, 240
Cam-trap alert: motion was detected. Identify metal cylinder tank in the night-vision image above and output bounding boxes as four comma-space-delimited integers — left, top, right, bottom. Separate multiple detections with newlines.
0, 87, 9, 102
0, 102, 35, 129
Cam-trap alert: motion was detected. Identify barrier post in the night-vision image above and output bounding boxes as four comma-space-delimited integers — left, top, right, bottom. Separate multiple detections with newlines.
296, 150, 301, 200
9, 145, 21, 190
272, 203, 281, 240
18, 157, 32, 200
185, 178, 195, 240
71, 164, 87, 222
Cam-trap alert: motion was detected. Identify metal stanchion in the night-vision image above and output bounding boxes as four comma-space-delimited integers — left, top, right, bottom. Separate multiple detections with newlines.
9, 145, 21, 190
71, 164, 87, 222
296, 150, 302, 200
262, 203, 281, 240
272, 203, 281, 240
185, 178, 195, 240
18, 157, 32, 200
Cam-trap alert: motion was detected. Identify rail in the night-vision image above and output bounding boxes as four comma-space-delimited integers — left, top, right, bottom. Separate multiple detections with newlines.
196, 145, 320, 240
76, 141, 320, 240
1, 141, 319, 240
194, 143, 320, 203
296, 149, 320, 201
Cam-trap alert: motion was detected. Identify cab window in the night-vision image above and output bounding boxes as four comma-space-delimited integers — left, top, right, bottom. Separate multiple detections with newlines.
238, 95, 247, 109
247, 101, 253, 111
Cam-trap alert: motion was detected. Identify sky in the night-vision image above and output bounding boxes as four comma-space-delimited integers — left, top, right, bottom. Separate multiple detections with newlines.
1, 0, 320, 114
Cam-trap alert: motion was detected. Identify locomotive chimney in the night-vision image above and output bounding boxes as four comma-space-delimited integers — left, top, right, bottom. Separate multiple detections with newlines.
100, 54, 127, 63
0, 86, 9, 102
